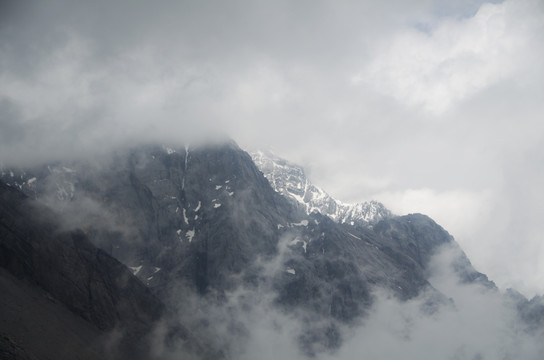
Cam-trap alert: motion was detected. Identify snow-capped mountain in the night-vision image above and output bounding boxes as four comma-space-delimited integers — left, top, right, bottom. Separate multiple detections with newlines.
250, 150, 391, 225
2, 141, 524, 359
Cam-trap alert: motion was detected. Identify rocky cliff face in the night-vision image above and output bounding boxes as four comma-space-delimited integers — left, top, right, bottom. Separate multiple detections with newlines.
0, 141, 504, 357
2, 142, 299, 294
250, 150, 391, 225
0, 181, 206, 360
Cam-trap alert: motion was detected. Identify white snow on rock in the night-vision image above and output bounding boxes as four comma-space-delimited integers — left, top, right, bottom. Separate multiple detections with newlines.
195, 201, 201, 212
289, 237, 308, 253
162, 145, 176, 154
250, 150, 392, 225
186, 229, 195, 242
348, 232, 362, 240
214, 203, 222, 208
286, 268, 296, 275
183, 208, 189, 224
62, 167, 76, 173
215, 185, 223, 190
129, 266, 143, 276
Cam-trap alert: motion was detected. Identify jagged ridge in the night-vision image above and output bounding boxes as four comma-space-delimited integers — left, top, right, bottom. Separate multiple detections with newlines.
250, 150, 391, 225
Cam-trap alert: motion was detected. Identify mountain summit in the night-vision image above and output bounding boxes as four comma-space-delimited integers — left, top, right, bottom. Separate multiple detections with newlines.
251, 150, 391, 225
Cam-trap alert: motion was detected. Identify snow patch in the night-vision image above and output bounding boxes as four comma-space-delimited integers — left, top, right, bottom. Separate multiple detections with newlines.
62, 167, 76, 173
291, 220, 309, 227
228, 191, 234, 196
286, 268, 296, 275
277, 224, 284, 229
215, 185, 223, 190
214, 203, 222, 208
129, 266, 142, 276
289, 237, 308, 253
289, 238, 301, 246
195, 201, 201, 212
347, 232, 362, 240
27, 177, 37, 184
186, 229, 195, 242
183, 208, 189, 224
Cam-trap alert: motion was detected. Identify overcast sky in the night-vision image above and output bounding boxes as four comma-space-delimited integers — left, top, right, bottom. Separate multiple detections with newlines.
1, 0, 543, 297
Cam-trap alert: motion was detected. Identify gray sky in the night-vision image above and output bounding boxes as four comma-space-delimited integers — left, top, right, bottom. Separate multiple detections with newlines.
1, 0, 543, 297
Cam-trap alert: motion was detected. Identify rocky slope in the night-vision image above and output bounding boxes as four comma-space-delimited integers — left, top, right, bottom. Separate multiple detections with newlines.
250, 150, 391, 225
0, 181, 206, 360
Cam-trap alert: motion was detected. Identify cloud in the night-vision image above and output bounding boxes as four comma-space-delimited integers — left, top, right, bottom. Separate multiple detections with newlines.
0, 0, 463, 163
375, 187, 494, 235
355, 0, 543, 114
1, 0, 544, 297
154, 243, 544, 360
320, 245, 544, 360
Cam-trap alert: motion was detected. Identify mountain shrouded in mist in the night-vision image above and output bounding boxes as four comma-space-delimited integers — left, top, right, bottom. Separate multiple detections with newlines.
1, 140, 543, 359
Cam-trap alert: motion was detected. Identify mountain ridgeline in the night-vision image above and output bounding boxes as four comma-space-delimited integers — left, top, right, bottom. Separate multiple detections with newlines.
250, 150, 392, 225
1, 141, 538, 359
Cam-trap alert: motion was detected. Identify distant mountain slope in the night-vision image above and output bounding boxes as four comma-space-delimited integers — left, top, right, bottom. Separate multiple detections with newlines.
250, 150, 391, 225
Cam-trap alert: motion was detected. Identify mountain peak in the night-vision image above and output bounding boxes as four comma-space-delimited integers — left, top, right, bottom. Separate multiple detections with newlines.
250, 150, 391, 225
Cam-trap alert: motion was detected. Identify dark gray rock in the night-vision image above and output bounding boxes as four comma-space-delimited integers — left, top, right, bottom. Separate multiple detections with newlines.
0, 181, 206, 360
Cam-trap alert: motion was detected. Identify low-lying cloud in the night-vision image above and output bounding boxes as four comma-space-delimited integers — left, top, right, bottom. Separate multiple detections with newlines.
153, 241, 544, 360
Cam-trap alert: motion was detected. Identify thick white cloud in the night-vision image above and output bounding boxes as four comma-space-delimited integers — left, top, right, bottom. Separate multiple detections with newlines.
355, 0, 543, 114
1, 0, 544, 296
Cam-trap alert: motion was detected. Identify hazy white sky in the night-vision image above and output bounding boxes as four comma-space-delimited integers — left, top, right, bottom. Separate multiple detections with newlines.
1, 0, 543, 296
